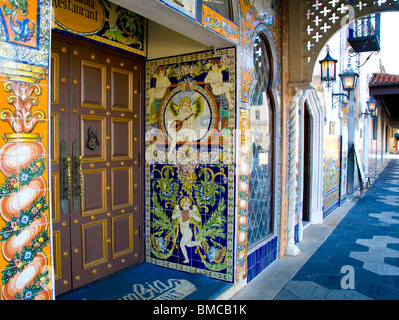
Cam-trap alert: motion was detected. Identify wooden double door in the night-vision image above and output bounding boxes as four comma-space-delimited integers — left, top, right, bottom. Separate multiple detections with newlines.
51, 35, 144, 296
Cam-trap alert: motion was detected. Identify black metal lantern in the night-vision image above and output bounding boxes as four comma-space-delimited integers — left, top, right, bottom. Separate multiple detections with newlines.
339, 69, 359, 92
367, 96, 378, 113
320, 47, 337, 88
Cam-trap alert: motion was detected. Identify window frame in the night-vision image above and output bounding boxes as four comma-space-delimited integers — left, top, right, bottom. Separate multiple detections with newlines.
247, 32, 276, 250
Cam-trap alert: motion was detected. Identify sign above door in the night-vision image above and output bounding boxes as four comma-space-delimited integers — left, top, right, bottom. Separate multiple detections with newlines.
52, 0, 148, 58
52, 0, 105, 35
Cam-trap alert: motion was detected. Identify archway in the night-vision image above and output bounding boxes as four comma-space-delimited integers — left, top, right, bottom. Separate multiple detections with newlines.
289, 0, 399, 87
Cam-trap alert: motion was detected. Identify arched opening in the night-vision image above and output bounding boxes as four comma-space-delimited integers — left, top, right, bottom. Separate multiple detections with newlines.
290, 0, 399, 86
248, 33, 275, 248
302, 102, 312, 223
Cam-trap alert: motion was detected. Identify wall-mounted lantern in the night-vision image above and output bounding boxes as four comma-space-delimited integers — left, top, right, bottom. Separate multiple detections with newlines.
319, 46, 337, 88
361, 96, 379, 118
339, 69, 359, 92
367, 96, 378, 114
331, 69, 359, 108
319, 46, 359, 107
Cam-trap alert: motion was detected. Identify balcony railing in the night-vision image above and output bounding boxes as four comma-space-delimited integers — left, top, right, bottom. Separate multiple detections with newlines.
348, 13, 381, 53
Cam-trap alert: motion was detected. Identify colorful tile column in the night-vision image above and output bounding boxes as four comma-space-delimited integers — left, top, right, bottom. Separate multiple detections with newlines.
0, 0, 52, 300
236, 0, 287, 281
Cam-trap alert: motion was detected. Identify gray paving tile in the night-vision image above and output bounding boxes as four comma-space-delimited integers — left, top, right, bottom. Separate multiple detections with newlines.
273, 289, 301, 300
326, 290, 373, 300
283, 281, 330, 300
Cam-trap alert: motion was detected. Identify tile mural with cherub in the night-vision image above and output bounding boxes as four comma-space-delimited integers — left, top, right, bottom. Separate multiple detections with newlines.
145, 48, 236, 282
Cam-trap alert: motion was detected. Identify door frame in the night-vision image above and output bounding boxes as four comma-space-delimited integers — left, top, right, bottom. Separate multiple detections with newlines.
302, 90, 324, 226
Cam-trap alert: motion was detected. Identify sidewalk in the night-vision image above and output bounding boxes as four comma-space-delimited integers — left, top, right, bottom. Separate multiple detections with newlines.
231, 155, 399, 300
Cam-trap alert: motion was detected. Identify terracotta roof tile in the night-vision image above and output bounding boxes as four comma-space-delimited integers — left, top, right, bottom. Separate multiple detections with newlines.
369, 73, 399, 87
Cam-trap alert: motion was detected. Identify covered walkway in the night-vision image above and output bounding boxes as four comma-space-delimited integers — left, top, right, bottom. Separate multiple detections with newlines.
232, 155, 399, 300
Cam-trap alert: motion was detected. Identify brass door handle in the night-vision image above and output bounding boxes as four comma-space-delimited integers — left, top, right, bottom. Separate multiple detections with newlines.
65, 157, 71, 200
78, 155, 83, 197
60, 140, 68, 214
72, 141, 82, 212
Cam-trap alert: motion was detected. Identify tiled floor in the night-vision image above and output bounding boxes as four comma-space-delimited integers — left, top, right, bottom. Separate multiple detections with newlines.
274, 157, 399, 300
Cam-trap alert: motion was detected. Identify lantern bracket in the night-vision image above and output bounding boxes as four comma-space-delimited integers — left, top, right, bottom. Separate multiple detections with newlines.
332, 92, 350, 108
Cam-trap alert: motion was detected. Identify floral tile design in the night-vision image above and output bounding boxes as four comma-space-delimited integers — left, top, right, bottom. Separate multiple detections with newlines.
0, 0, 51, 300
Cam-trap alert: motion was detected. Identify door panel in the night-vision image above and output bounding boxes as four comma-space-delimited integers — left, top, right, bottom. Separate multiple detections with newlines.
82, 169, 107, 215
51, 34, 143, 296
112, 214, 134, 257
111, 68, 133, 111
81, 61, 106, 109
111, 167, 133, 209
81, 116, 106, 161
82, 220, 108, 269
111, 119, 133, 159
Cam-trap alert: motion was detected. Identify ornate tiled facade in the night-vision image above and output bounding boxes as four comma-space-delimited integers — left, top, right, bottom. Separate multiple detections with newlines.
0, 0, 395, 300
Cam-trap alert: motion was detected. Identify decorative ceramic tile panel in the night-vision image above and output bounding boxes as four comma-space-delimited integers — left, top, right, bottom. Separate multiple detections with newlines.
324, 136, 342, 216
202, 3, 239, 44
0, 0, 52, 300
236, 0, 283, 282
239, 0, 279, 102
0, 0, 50, 67
145, 48, 236, 282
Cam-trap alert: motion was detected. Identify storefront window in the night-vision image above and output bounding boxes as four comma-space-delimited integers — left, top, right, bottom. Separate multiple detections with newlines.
248, 35, 274, 247
203, 0, 232, 20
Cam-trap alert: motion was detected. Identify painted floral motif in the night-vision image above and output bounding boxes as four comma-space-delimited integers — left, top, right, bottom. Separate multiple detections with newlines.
150, 167, 228, 271
0, 0, 51, 300
2, 0, 36, 43
0, 77, 50, 299
202, 3, 239, 44
102, 0, 145, 48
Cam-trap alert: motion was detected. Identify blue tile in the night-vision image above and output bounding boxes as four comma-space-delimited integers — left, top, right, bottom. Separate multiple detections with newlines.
247, 267, 255, 283
384, 257, 399, 269
247, 252, 255, 268
353, 267, 381, 285
313, 274, 342, 290
292, 265, 317, 281
328, 255, 364, 269
381, 275, 399, 290
308, 251, 330, 262
336, 242, 369, 252
356, 283, 399, 300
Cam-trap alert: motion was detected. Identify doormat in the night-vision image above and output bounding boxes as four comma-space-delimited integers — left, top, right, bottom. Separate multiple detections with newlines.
56, 263, 232, 300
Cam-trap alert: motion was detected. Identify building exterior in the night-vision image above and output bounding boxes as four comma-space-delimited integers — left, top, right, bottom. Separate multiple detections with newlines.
0, 0, 396, 300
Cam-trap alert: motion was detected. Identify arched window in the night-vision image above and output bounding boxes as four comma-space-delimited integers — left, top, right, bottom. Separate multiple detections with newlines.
248, 34, 274, 247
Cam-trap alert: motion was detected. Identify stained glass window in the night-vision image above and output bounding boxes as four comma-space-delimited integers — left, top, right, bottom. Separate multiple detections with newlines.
248, 35, 274, 248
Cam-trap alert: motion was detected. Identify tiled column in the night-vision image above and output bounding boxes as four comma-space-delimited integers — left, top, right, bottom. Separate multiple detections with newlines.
0, 0, 52, 300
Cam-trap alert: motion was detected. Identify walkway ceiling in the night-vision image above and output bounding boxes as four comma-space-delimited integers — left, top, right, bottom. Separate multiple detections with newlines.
110, 0, 236, 49
369, 73, 399, 128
